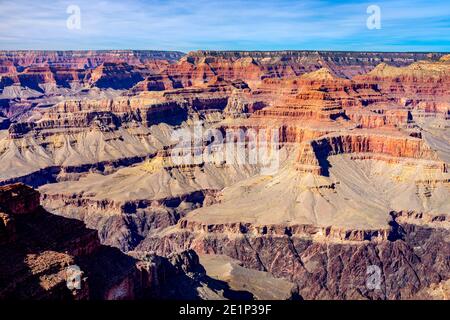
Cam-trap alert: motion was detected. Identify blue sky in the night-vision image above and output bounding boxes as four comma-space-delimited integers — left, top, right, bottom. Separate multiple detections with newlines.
0, 0, 449, 52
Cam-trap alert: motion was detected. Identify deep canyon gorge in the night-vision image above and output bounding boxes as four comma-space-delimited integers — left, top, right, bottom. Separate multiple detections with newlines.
0, 50, 449, 300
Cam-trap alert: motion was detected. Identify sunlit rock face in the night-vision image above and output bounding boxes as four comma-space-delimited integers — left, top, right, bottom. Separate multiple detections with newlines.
0, 50, 449, 300
0, 183, 211, 300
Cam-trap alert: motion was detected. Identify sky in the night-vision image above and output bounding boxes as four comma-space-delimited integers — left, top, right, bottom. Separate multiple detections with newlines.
0, 0, 449, 52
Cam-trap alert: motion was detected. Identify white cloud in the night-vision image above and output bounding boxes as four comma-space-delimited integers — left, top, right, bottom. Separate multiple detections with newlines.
0, 0, 448, 51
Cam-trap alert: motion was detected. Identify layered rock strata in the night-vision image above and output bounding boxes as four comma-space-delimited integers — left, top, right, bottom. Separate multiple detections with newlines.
0, 183, 205, 300
0, 51, 449, 300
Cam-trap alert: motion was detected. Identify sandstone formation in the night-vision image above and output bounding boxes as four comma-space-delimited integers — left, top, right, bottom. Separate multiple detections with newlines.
0, 50, 449, 300
0, 183, 209, 300
180, 51, 444, 82
0, 50, 183, 69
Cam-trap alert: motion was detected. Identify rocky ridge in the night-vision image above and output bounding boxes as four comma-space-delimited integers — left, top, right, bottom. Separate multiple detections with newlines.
0, 50, 449, 300
0, 183, 222, 300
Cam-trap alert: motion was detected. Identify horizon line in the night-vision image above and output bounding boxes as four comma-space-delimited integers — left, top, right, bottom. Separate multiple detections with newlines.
1, 49, 450, 54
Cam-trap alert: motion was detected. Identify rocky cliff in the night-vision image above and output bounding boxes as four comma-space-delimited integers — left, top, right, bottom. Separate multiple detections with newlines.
0, 183, 207, 300
0, 50, 184, 69
0, 50, 449, 300
138, 220, 449, 300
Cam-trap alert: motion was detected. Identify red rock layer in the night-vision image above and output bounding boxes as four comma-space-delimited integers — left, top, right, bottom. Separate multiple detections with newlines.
85, 62, 147, 89
354, 59, 450, 115
0, 50, 183, 69
296, 131, 446, 175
